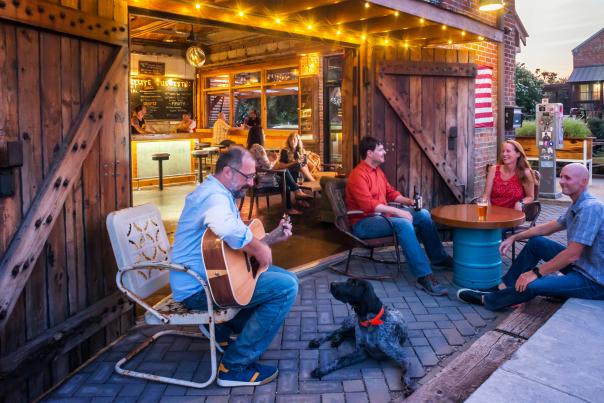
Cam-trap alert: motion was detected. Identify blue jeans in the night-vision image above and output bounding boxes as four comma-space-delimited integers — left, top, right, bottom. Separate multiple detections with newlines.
352, 208, 449, 278
182, 266, 299, 370
484, 237, 604, 310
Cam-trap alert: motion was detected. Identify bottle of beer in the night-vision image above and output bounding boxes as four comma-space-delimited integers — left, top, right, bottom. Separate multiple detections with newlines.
413, 185, 422, 211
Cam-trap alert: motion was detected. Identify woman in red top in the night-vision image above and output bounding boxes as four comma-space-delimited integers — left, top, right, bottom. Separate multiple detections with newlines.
481, 140, 536, 211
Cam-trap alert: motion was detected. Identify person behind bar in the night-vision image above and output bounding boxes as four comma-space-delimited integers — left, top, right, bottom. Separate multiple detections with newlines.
242, 108, 260, 130
457, 163, 604, 310
212, 111, 230, 144
345, 136, 453, 296
130, 104, 147, 134
169, 146, 298, 387
176, 112, 196, 133
481, 140, 536, 211
246, 125, 265, 150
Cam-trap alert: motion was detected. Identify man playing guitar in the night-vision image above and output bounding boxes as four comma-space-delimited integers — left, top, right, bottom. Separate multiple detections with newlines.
170, 146, 298, 387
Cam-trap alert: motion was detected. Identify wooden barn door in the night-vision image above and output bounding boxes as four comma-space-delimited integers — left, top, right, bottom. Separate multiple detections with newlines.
0, 2, 131, 401
370, 47, 476, 207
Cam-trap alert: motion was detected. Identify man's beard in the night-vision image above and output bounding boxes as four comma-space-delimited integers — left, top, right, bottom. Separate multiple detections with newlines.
230, 185, 249, 200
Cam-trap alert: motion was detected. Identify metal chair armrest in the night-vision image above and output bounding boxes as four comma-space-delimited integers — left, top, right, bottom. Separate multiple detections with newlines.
388, 202, 403, 208
346, 210, 383, 216
116, 262, 215, 324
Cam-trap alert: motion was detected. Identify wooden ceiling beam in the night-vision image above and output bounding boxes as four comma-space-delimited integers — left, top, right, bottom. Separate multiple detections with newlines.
130, 20, 174, 38
294, 0, 393, 26
130, 2, 362, 45
369, 0, 503, 42
339, 13, 421, 34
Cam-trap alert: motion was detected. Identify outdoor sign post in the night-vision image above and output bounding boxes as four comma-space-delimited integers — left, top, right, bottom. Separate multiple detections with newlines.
536, 98, 564, 198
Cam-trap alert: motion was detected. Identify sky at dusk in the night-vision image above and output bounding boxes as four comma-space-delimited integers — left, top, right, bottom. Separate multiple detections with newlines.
515, 0, 603, 78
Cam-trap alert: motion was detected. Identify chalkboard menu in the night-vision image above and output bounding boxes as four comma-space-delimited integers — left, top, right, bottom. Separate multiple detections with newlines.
130, 76, 193, 120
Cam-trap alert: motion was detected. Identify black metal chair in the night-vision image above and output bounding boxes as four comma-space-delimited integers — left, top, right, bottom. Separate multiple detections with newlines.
238, 168, 288, 219
324, 178, 403, 280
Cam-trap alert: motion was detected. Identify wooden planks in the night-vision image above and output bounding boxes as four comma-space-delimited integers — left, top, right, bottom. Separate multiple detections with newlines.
0, 0, 127, 46
378, 73, 465, 202
0, 46, 128, 330
381, 60, 477, 77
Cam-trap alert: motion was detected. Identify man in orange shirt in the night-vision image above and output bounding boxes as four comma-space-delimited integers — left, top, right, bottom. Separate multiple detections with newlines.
346, 136, 452, 296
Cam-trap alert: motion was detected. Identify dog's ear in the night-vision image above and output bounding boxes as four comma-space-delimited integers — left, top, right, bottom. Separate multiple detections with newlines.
360, 280, 381, 312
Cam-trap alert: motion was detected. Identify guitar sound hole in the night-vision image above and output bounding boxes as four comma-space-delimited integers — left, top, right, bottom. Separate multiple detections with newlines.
250, 257, 260, 278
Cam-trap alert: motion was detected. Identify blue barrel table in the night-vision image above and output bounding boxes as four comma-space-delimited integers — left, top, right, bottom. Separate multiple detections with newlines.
430, 204, 525, 290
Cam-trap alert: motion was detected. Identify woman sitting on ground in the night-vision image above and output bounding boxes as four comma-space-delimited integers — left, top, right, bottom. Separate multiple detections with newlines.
481, 139, 536, 211
274, 133, 316, 182
249, 143, 313, 215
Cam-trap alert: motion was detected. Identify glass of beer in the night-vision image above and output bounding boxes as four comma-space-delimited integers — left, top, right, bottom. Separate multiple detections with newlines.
477, 197, 488, 221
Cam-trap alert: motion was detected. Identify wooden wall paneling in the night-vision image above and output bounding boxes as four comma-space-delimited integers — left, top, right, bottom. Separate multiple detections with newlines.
115, 68, 130, 211
0, 23, 20, 258
341, 48, 355, 172
395, 50, 411, 196
466, 51, 476, 198
445, 49, 460, 201
0, 0, 127, 46
41, 31, 69, 326
0, 23, 26, 369
432, 49, 448, 207
371, 46, 385, 145
80, 41, 103, 309
407, 47, 422, 200
0, 45, 126, 330
382, 45, 398, 185
420, 48, 435, 207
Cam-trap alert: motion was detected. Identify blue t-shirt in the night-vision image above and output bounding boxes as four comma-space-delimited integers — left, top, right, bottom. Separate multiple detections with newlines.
170, 175, 253, 301
557, 191, 604, 286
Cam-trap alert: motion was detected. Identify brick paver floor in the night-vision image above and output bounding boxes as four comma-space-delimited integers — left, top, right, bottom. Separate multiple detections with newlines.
44, 201, 568, 403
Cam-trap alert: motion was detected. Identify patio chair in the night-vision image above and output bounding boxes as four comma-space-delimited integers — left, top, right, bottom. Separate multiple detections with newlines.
106, 203, 239, 388
324, 178, 403, 280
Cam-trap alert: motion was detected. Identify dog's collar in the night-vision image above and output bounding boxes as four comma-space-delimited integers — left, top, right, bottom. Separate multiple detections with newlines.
359, 306, 385, 327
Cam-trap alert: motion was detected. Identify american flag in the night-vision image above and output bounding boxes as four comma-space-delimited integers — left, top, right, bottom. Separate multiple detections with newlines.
475, 66, 494, 128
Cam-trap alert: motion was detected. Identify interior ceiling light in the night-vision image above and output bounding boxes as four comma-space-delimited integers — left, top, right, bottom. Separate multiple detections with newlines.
186, 46, 206, 67
478, 0, 504, 11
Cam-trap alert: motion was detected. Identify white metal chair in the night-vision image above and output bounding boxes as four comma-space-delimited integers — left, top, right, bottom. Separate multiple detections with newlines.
106, 203, 239, 388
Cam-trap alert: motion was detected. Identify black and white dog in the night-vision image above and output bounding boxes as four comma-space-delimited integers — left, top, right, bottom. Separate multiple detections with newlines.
308, 278, 414, 394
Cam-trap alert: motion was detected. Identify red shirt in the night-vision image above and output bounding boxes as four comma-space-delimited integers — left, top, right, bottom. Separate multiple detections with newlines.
345, 161, 401, 225
490, 165, 525, 209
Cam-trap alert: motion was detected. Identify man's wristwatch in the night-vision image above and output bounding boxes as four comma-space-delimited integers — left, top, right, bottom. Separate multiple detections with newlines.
532, 267, 542, 278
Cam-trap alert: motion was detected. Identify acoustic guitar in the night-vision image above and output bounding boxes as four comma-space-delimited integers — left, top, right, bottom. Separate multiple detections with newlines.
201, 215, 290, 308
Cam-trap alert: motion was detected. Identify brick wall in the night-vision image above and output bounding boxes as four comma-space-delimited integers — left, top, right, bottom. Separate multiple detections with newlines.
438, 0, 518, 197
573, 29, 604, 68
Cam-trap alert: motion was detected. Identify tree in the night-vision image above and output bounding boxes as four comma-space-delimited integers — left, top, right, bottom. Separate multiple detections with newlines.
535, 69, 568, 84
515, 63, 544, 117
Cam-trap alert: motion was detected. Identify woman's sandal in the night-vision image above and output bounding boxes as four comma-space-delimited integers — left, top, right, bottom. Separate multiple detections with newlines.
295, 192, 313, 200
286, 208, 303, 215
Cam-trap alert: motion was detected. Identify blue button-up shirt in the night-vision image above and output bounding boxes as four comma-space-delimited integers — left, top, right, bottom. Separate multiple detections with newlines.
170, 175, 253, 301
557, 191, 604, 286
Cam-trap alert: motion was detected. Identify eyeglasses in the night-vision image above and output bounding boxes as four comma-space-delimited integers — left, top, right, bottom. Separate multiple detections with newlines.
229, 166, 256, 181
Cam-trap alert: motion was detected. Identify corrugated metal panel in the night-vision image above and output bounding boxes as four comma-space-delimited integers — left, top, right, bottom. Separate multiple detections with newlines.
568, 65, 604, 83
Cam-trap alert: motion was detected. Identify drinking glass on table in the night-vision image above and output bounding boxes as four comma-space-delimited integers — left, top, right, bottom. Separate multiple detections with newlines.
476, 197, 488, 221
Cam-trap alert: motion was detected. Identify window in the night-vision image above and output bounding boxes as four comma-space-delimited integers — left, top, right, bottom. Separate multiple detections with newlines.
233, 71, 260, 86
578, 83, 601, 101
206, 92, 230, 126
206, 74, 229, 88
267, 67, 298, 83
233, 89, 261, 126
266, 86, 299, 129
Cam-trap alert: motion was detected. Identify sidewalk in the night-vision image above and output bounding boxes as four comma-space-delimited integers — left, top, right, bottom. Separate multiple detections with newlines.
467, 299, 604, 403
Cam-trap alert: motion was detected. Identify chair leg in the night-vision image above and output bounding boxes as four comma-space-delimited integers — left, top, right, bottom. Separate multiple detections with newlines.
114, 328, 218, 388
238, 196, 245, 211
512, 241, 516, 261
248, 190, 255, 220
266, 194, 270, 209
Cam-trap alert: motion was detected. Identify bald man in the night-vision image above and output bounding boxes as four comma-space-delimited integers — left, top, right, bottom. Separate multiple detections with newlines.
457, 163, 604, 310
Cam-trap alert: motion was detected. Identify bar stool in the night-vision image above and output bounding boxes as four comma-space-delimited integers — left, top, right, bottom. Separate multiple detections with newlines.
192, 149, 210, 183
151, 153, 170, 191
202, 146, 220, 174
